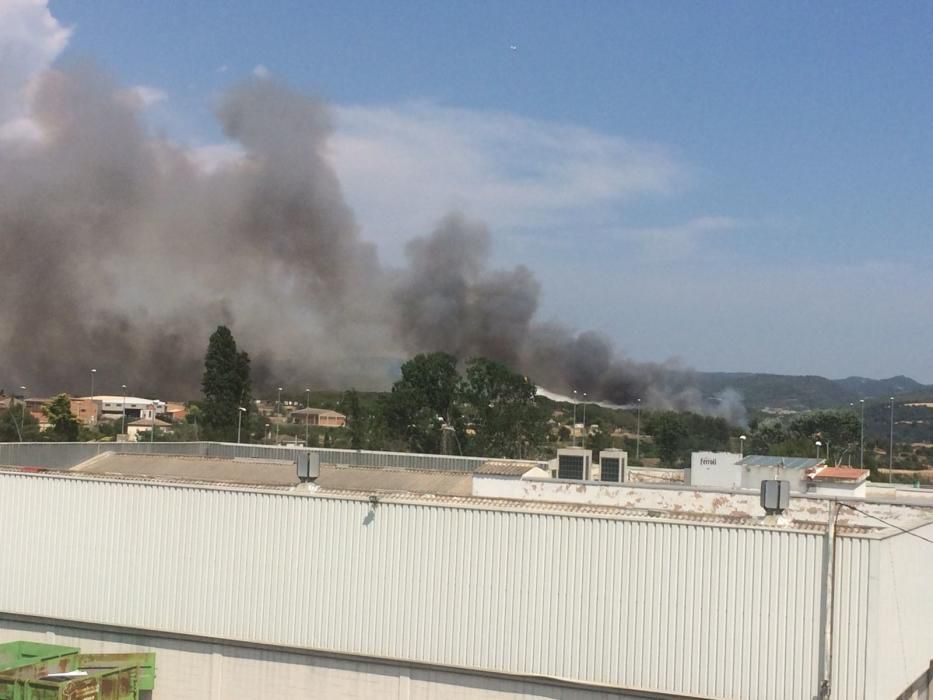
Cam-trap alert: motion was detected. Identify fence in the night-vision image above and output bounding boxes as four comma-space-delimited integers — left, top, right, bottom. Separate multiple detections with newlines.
0, 442, 546, 473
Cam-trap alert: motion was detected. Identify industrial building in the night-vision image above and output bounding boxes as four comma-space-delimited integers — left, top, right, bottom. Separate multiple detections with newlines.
0, 441, 931, 699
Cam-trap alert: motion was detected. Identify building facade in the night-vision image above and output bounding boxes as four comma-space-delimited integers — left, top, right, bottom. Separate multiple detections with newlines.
0, 462, 931, 699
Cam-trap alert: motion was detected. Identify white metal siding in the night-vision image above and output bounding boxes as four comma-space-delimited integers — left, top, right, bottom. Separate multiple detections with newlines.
871, 523, 933, 699
0, 473, 869, 699
0, 618, 686, 700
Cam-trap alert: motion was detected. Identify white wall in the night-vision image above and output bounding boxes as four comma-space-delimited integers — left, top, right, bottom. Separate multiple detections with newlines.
810, 481, 867, 498
0, 471, 878, 700
689, 452, 742, 489
741, 465, 809, 493
0, 617, 676, 700
870, 523, 933, 699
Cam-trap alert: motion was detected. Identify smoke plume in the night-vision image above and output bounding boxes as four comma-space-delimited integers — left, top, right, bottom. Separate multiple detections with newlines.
0, 64, 743, 422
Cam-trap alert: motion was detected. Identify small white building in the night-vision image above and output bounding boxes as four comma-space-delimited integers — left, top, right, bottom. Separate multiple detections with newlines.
690, 453, 827, 494
126, 417, 173, 442
85, 395, 166, 420
689, 451, 744, 489
807, 466, 870, 497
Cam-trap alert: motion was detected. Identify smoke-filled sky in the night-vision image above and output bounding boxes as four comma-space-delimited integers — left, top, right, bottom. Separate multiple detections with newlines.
2, 1, 933, 411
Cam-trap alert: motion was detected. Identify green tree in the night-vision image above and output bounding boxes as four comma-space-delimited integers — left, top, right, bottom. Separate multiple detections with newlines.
0, 407, 39, 441
343, 389, 365, 450
788, 410, 858, 462
43, 394, 79, 441
647, 412, 689, 466
460, 357, 544, 458
587, 424, 612, 458
385, 352, 460, 452
201, 326, 252, 441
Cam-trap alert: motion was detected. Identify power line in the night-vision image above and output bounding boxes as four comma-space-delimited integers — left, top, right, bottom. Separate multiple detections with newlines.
839, 502, 933, 546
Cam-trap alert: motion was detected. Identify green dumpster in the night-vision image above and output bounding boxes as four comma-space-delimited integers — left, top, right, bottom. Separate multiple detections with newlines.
0, 642, 155, 700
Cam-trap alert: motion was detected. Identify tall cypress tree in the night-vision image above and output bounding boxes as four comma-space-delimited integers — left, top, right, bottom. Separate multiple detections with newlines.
201, 326, 251, 441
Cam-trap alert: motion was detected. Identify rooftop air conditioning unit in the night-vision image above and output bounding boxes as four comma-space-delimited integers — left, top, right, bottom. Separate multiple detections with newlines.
557, 448, 592, 480
296, 452, 321, 482
760, 480, 790, 515
598, 449, 629, 483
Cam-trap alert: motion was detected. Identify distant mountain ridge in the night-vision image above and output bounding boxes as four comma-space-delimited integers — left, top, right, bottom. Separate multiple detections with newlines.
697, 372, 930, 412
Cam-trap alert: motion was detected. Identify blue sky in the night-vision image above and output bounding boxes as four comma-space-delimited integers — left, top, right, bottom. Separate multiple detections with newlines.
10, 1, 933, 380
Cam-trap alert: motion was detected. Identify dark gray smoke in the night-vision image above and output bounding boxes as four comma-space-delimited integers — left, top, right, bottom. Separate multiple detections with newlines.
0, 65, 743, 423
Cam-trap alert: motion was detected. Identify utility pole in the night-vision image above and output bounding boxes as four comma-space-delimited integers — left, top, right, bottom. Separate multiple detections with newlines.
581, 392, 588, 449
818, 501, 839, 700
305, 388, 311, 447
571, 390, 578, 447
889, 397, 895, 483
635, 398, 641, 463
859, 398, 865, 470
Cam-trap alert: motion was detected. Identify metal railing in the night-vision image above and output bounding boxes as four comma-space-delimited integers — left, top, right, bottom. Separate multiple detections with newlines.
0, 441, 546, 473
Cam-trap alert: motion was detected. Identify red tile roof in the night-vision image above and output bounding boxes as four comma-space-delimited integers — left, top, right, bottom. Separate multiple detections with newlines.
811, 467, 869, 482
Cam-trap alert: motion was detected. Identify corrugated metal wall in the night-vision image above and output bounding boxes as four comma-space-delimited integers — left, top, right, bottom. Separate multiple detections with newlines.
0, 442, 545, 472
0, 471, 877, 699
0, 619, 699, 700
871, 523, 933, 699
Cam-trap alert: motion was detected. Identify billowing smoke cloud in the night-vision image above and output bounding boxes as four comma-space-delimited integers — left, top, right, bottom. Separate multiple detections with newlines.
0, 61, 743, 422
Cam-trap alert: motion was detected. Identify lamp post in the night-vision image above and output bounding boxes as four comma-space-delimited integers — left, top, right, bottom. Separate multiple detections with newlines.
237, 406, 247, 443
571, 390, 578, 447
739, 434, 746, 457
305, 388, 311, 446
150, 401, 156, 445
441, 422, 462, 455
635, 398, 641, 463
277, 387, 283, 416
815, 440, 822, 459
581, 392, 588, 449
859, 398, 865, 470
89, 369, 98, 426
889, 397, 895, 484
15, 385, 27, 442
121, 384, 127, 435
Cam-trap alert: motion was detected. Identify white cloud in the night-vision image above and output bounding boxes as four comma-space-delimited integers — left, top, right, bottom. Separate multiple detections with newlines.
0, 0, 71, 136
119, 85, 168, 110
327, 102, 688, 255
619, 215, 742, 259
252, 64, 270, 78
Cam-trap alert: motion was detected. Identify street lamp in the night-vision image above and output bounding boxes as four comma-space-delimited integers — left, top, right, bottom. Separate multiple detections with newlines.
305, 388, 311, 446
815, 440, 822, 459
739, 434, 747, 457
889, 397, 895, 484
121, 384, 127, 435
237, 406, 247, 443
571, 390, 578, 447
859, 398, 865, 470
90, 368, 96, 398
635, 398, 641, 463
277, 387, 283, 415
150, 401, 157, 445
440, 422, 462, 455
15, 385, 27, 442
581, 392, 588, 449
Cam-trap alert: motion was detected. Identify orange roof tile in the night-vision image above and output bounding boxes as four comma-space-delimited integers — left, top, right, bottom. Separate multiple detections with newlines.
812, 467, 869, 482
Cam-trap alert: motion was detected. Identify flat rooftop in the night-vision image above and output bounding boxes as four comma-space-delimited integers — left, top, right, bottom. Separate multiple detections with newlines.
0, 449, 929, 537
66, 452, 474, 497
